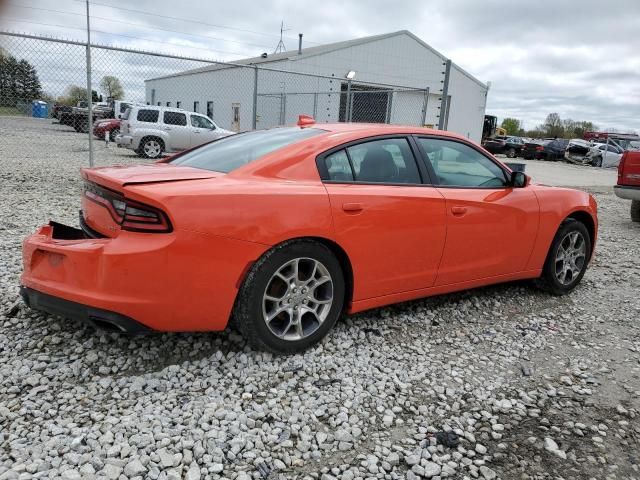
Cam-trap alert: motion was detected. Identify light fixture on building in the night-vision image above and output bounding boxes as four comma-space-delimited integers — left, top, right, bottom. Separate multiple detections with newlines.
345, 71, 356, 80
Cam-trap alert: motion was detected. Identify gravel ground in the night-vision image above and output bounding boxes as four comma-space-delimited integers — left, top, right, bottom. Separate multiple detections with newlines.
1, 117, 639, 480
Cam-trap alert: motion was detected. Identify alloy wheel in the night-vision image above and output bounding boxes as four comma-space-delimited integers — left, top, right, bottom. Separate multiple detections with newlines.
262, 257, 334, 341
555, 231, 586, 285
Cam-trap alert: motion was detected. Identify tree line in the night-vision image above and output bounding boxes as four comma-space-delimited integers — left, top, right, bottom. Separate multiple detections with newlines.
500, 114, 599, 139
0, 50, 42, 107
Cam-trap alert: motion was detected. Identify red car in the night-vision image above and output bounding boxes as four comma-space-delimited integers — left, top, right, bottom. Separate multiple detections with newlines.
614, 151, 640, 221
20, 118, 598, 353
93, 118, 121, 141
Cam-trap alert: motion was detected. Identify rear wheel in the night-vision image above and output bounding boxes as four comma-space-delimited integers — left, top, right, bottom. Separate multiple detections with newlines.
138, 137, 164, 159
536, 219, 591, 295
592, 155, 603, 168
507, 147, 517, 158
631, 200, 640, 222
233, 240, 345, 353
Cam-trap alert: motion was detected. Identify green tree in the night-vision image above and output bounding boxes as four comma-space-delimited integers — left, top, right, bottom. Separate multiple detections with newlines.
0, 54, 42, 107
500, 118, 521, 135
64, 85, 100, 105
100, 76, 124, 100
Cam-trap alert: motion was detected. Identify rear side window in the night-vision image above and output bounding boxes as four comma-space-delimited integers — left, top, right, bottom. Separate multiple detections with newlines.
121, 108, 130, 120
347, 138, 421, 184
163, 111, 187, 126
136, 109, 159, 123
170, 127, 324, 173
325, 150, 354, 181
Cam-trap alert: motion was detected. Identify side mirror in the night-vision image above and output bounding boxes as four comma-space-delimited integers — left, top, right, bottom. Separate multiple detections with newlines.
511, 171, 528, 188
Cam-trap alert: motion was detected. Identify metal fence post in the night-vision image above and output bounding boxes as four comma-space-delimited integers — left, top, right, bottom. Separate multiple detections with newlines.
420, 87, 430, 126
346, 79, 352, 122
252, 66, 258, 130
438, 60, 451, 130
385, 90, 394, 124
85, 0, 94, 167
313, 93, 318, 118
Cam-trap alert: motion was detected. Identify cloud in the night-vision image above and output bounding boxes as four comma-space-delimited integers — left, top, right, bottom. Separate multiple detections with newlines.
2, 0, 639, 132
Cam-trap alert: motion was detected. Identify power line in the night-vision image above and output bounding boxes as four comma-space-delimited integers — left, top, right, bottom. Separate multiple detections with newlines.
6, 2, 276, 51
1, 17, 252, 58
69, 0, 321, 45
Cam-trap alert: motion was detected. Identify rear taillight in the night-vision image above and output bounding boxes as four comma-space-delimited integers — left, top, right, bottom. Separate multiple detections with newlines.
83, 182, 172, 233
536, 146, 544, 151
618, 152, 627, 184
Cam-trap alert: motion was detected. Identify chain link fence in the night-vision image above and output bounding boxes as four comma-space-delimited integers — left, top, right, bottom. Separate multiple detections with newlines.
0, 31, 431, 167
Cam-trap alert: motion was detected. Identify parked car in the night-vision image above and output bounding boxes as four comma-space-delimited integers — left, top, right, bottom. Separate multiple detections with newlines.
591, 143, 624, 168
52, 103, 72, 121
614, 151, 640, 222
93, 118, 121, 141
522, 139, 550, 159
483, 136, 525, 158
20, 118, 598, 353
116, 105, 233, 159
565, 139, 596, 165
523, 139, 569, 161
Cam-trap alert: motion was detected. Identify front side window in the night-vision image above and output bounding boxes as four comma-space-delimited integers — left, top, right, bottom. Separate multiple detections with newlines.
191, 115, 215, 129
417, 137, 507, 188
346, 138, 421, 184
170, 127, 324, 173
163, 111, 187, 126
136, 109, 159, 123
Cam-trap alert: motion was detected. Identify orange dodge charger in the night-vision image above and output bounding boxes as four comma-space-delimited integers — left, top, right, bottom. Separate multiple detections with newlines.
21, 119, 598, 353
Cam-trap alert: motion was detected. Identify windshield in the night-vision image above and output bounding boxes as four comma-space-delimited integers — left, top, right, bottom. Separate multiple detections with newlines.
169, 127, 325, 173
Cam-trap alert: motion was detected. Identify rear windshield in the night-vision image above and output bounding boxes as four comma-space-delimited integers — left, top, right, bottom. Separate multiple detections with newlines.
170, 127, 324, 173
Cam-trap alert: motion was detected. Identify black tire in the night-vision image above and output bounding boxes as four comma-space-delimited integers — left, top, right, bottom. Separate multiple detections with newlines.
507, 147, 516, 158
592, 155, 602, 168
110, 128, 120, 142
535, 219, 592, 295
631, 200, 640, 223
138, 137, 164, 159
233, 239, 345, 353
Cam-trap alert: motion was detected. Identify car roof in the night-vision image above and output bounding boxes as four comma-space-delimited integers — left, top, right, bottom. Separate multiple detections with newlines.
304, 122, 468, 140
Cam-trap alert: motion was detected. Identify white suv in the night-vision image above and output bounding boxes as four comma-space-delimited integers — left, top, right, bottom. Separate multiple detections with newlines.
116, 105, 233, 159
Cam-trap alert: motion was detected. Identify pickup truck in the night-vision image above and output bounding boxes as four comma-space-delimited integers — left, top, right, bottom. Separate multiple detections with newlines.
614, 151, 640, 222
66, 100, 133, 133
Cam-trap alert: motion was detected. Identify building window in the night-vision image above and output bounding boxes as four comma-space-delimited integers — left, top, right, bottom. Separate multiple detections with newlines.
206, 101, 214, 120
193, 101, 200, 113
151, 88, 156, 105
157, 102, 161, 106
176, 101, 182, 109
166, 101, 171, 107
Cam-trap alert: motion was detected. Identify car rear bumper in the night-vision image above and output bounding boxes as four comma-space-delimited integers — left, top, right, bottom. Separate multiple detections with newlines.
115, 134, 136, 150
614, 185, 640, 201
20, 221, 269, 332
20, 286, 152, 334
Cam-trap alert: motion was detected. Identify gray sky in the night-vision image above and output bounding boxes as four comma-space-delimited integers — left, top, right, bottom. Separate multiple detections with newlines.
2, 0, 639, 132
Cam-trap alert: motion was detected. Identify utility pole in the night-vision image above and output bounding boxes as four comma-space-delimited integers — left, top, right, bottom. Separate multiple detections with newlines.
85, 0, 94, 167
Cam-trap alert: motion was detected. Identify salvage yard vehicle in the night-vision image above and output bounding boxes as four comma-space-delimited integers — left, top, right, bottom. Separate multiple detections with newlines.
20, 118, 598, 353
93, 118, 121, 141
591, 143, 624, 168
116, 105, 233, 159
614, 151, 640, 222
523, 139, 568, 161
482, 136, 525, 158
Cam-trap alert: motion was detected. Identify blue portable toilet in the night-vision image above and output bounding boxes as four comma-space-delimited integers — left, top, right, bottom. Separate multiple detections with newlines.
31, 100, 49, 118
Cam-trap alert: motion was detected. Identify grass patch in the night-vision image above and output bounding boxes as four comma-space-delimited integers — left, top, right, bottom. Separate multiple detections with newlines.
0, 106, 27, 116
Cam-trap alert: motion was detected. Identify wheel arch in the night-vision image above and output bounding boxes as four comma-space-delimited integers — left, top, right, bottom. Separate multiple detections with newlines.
237, 236, 354, 313
564, 209, 596, 257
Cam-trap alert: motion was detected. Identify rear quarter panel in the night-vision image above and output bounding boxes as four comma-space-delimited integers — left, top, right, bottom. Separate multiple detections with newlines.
526, 185, 597, 270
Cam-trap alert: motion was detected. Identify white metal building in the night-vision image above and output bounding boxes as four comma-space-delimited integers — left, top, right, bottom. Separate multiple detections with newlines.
145, 31, 488, 142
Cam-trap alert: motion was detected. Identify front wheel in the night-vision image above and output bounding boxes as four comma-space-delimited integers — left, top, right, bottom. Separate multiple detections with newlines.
536, 219, 591, 295
507, 147, 517, 158
233, 240, 345, 353
592, 155, 602, 168
631, 200, 640, 222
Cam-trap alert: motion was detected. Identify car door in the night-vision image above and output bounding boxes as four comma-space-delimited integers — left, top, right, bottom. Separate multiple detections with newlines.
414, 136, 539, 286
190, 114, 220, 146
318, 136, 447, 301
162, 111, 190, 151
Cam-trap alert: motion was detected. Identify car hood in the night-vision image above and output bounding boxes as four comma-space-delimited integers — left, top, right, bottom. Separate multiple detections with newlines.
81, 163, 221, 190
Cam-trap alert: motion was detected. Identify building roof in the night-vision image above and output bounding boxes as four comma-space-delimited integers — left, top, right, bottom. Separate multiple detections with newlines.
146, 30, 486, 88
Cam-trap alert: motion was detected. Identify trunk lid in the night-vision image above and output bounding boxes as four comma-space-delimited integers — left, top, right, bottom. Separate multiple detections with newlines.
81, 164, 221, 190
618, 151, 640, 187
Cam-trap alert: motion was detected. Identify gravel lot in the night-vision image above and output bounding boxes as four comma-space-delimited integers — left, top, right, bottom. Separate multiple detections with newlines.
1, 117, 639, 480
